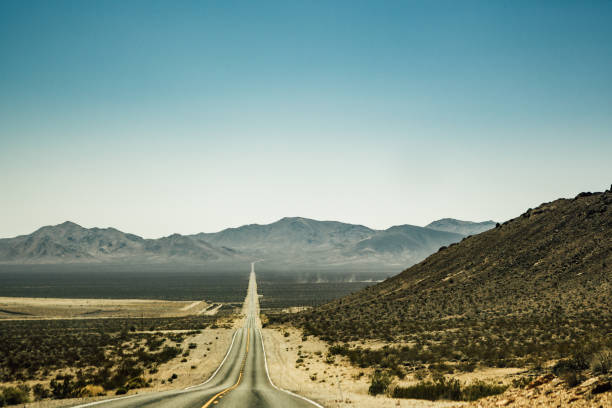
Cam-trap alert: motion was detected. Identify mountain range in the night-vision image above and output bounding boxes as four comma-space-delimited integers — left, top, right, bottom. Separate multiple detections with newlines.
0, 217, 495, 268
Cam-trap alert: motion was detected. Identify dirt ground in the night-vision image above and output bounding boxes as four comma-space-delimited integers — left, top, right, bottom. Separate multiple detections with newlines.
261, 326, 463, 408
0, 297, 221, 319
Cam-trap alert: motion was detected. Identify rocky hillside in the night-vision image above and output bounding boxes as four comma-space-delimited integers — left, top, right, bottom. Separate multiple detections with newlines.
287, 187, 611, 368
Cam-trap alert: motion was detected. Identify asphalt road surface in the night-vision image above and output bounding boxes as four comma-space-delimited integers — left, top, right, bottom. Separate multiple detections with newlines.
70, 262, 322, 408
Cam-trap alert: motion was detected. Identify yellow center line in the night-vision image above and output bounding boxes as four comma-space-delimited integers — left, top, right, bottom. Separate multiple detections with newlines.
201, 329, 250, 408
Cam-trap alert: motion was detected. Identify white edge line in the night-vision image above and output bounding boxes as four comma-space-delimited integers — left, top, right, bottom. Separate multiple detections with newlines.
70, 328, 240, 407
258, 328, 324, 408
69, 394, 138, 408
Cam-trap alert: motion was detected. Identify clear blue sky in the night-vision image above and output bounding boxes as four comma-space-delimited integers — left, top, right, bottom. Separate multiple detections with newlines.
1, 0, 611, 238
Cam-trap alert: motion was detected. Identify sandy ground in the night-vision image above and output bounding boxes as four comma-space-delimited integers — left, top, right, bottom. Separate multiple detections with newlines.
0, 297, 220, 319
145, 327, 235, 390
262, 326, 462, 408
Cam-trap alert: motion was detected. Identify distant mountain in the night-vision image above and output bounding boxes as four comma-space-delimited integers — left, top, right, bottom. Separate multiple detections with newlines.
425, 218, 496, 236
197, 217, 374, 254
197, 217, 468, 267
0, 216, 492, 267
0, 221, 240, 264
347, 225, 463, 263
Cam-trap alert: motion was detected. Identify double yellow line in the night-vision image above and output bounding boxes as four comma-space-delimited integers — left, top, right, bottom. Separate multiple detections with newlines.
201, 328, 250, 408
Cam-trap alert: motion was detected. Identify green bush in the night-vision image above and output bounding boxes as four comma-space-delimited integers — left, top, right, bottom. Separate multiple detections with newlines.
560, 371, 585, 387
368, 371, 391, 396
392, 377, 506, 401
591, 350, 612, 375
33, 383, 51, 400
126, 377, 148, 389
50, 374, 81, 399
511, 376, 532, 389
552, 355, 589, 376
2, 386, 30, 404
392, 377, 461, 400
461, 380, 507, 401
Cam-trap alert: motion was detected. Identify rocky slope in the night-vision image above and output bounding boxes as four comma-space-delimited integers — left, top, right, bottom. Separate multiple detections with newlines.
299, 188, 611, 335
287, 187, 611, 371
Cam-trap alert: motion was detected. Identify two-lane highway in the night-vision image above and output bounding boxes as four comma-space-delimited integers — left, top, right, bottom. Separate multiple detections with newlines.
70, 263, 321, 408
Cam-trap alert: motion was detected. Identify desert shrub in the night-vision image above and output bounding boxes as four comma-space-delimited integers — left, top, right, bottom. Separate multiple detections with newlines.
591, 349, 612, 375
104, 360, 145, 390
553, 354, 589, 377
392, 377, 505, 401
0, 316, 213, 392
32, 383, 50, 399
80, 385, 105, 397
430, 362, 454, 374
126, 377, 148, 390
461, 380, 507, 401
511, 376, 532, 389
115, 388, 127, 395
392, 376, 461, 400
2, 386, 30, 404
368, 370, 391, 396
455, 361, 476, 372
560, 371, 585, 387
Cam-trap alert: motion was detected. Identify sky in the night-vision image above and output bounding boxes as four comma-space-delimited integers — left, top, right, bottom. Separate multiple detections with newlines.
1, 0, 611, 238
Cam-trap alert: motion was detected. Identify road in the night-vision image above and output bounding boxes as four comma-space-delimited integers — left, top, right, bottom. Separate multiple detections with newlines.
71, 262, 321, 408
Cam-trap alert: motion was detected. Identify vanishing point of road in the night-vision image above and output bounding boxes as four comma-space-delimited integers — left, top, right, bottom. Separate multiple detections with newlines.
70, 262, 322, 408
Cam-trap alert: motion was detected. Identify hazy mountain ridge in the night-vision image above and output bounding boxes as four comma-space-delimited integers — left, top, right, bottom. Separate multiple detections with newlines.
425, 218, 496, 236
200, 217, 473, 266
196, 217, 375, 253
0, 221, 241, 263
349, 225, 463, 259
0, 217, 491, 266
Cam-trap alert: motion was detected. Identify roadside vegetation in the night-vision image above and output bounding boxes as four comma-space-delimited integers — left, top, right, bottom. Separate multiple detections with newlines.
0, 314, 227, 404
